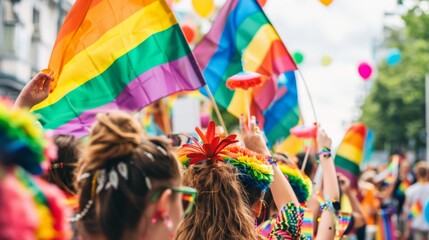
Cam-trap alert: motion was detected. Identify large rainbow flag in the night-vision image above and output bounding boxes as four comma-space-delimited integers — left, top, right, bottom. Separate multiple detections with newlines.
334, 123, 368, 187
31, 0, 205, 136
193, 0, 299, 145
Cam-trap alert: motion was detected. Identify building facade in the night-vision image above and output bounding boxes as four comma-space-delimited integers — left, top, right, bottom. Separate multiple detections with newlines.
0, 0, 73, 98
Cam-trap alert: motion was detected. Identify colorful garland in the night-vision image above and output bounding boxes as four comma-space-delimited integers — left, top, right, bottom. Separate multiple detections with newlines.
0, 100, 48, 174
0, 99, 70, 238
222, 144, 274, 192
277, 162, 312, 204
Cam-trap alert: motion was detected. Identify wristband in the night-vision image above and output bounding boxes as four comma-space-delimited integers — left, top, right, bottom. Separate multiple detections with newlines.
315, 147, 331, 162
320, 199, 341, 213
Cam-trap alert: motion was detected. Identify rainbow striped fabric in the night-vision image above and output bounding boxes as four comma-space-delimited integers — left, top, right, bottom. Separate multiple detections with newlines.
408, 201, 423, 220
302, 209, 313, 239
334, 123, 367, 187
193, 0, 298, 145
397, 178, 412, 196
376, 210, 396, 240
336, 213, 352, 240
32, 0, 205, 137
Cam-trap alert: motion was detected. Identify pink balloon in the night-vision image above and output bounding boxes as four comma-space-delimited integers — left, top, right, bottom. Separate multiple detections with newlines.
358, 62, 373, 80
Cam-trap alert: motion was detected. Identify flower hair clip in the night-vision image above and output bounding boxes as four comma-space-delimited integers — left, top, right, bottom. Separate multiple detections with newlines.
178, 121, 238, 167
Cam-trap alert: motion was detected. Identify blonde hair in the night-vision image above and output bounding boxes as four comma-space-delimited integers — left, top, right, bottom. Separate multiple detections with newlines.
78, 111, 181, 240
176, 161, 258, 240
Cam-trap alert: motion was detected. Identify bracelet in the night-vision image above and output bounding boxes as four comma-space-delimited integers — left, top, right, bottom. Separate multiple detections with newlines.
320, 199, 341, 213
315, 147, 331, 162
266, 156, 277, 166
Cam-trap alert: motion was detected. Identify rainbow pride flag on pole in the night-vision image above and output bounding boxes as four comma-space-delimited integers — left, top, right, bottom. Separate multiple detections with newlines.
193, 0, 298, 145
32, 0, 205, 136
334, 123, 367, 187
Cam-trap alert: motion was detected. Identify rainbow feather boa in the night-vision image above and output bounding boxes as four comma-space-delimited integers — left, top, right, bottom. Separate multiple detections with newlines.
277, 162, 312, 204
0, 100, 49, 174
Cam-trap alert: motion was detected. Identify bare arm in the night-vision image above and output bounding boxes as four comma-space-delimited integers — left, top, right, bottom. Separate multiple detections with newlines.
316, 128, 339, 240
239, 115, 299, 209
339, 174, 366, 229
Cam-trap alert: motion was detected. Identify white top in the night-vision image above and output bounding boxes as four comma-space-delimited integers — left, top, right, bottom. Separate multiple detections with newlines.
406, 182, 429, 231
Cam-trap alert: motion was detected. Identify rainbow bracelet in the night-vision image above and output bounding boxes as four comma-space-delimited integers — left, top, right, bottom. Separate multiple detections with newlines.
315, 147, 331, 162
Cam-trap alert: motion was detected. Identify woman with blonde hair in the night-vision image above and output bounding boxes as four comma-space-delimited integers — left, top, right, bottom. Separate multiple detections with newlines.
74, 111, 196, 240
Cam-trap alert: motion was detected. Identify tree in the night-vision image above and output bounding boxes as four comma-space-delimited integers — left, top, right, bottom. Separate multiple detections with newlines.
360, 3, 429, 154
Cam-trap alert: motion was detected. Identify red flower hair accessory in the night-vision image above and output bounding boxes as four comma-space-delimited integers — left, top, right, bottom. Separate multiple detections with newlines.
178, 121, 238, 166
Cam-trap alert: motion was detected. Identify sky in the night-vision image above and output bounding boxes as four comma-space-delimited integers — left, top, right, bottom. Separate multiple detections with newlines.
174, 0, 403, 147
264, 0, 401, 146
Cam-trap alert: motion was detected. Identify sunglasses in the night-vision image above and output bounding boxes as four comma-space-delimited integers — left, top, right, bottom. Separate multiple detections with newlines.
151, 186, 197, 215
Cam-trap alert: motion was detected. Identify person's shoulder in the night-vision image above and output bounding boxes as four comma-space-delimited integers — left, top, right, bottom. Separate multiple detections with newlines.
406, 184, 418, 195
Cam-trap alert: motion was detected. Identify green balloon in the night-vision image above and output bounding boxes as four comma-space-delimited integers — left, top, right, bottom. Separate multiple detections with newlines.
293, 51, 304, 64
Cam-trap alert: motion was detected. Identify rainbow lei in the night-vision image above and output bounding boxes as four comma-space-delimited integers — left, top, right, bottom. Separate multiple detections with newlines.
222, 145, 274, 192
0, 100, 48, 174
277, 162, 312, 204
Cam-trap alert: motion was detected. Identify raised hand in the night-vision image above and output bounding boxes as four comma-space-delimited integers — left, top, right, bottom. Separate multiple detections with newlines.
317, 126, 332, 152
239, 115, 270, 156
14, 72, 53, 109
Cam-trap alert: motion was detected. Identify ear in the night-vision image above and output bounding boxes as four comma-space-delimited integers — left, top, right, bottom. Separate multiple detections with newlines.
252, 199, 263, 217
154, 189, 173, 217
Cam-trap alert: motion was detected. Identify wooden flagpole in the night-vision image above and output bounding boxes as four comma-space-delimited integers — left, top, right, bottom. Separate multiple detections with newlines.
204, 85, 229, 135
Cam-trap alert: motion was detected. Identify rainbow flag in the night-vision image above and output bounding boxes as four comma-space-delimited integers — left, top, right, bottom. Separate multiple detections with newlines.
361, 129, 374, 167
336, 213, 352, 240
334, 123, 367, 188
376, 210, 396, 240
408, 201, 423, 220
193, 0, 298, 145
32, 0, 205, 137
397, 178, 412, 196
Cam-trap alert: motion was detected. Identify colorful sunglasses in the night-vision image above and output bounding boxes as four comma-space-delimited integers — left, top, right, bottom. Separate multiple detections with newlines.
151, 186, 197, 215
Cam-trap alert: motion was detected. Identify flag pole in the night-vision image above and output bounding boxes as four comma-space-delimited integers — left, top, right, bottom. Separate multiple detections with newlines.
204, 85, 229, 135
426, 73, 429, 163
297, 69, 318, 123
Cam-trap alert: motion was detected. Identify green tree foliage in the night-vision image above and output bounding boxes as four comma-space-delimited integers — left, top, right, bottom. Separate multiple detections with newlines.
360, 4, 429, 152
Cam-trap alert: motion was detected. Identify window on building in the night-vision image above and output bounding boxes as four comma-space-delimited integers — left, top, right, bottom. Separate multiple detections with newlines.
2, 0, 19, 55
32, 8, 40, 41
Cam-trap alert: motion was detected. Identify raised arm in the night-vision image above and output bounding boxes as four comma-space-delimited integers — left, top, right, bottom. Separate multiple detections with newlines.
339, 173, 366, 229
239, 115, 299, 209
316, 127, 340, 240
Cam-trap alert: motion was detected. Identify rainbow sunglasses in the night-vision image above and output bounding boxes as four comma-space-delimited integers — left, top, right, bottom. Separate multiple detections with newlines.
151, 186, 197, 215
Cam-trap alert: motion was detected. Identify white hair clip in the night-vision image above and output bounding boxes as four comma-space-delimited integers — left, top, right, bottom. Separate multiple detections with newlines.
77, 172, 91, 181
105, 170, 119, 190
117, 162, 128, 180
144, 152, 155, 162
96, 170, 106, 193
157, 146, 168, 156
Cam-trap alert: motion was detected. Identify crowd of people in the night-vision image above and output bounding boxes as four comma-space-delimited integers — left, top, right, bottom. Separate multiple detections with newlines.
1, 73, 429, 240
